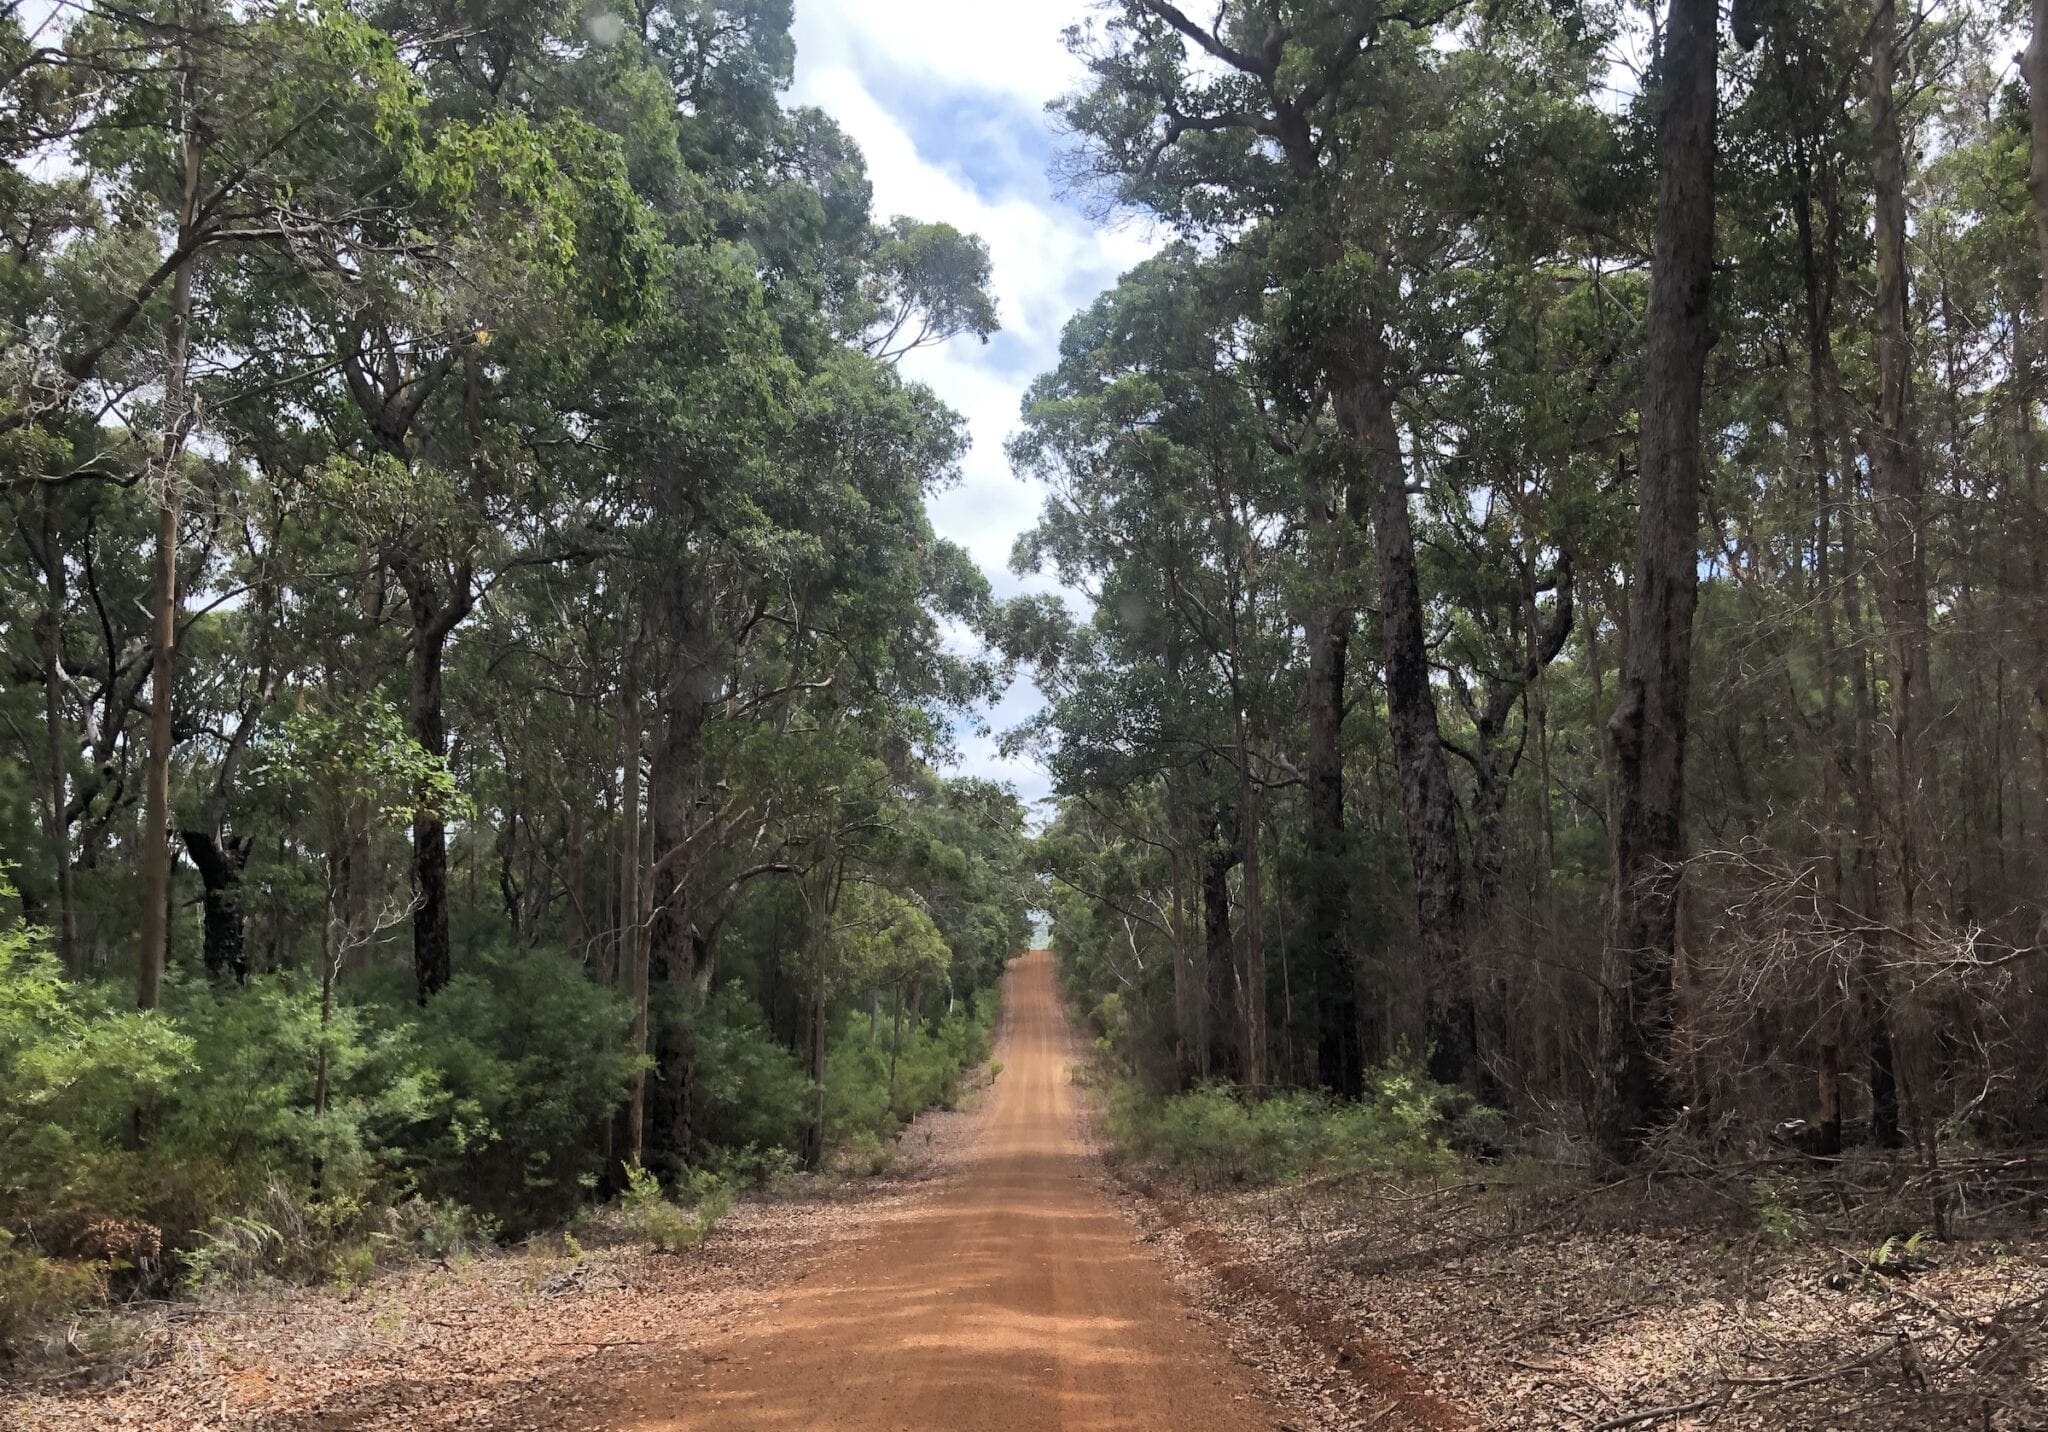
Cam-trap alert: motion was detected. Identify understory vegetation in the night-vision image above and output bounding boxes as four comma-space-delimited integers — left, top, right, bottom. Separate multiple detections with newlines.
0, 886, 1009, 1342
1101, 1074, 1481, 1188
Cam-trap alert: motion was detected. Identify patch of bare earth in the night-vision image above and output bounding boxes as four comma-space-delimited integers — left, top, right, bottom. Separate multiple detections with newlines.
0, 1095, 990, 1432
1107, 1159, 2048, 1431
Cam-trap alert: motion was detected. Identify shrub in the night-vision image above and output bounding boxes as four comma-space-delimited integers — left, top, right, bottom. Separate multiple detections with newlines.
395, 940, 637, 1229
0, 1230, 105, 1350
1108, 1061, 1473, 1186
158, 976, 428, 1218
0, 900, 193, 1233
704, 1142, 802, 1193
621, 1164, 730, 1253
831, 1128, 896, 1179
690, 984, 815, 1155
824, 988, 999, 1153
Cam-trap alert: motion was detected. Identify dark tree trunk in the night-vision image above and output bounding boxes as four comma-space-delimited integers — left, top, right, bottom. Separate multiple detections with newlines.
1597, 0, 1719, 1162
1333, 364, 1475, 1090
646, 558, 717, 1165
1816, 1041, 1844, 1157
1202, 812, 1241, 1082
179, 828, 248, 983
619, 637, 649, 1168
1305, 603, 1363, 1097
405, 588, 468, 1002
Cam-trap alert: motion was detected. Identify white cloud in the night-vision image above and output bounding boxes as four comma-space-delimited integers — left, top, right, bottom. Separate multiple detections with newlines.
792, 1, 1095, 112
785, 2, 1159, 805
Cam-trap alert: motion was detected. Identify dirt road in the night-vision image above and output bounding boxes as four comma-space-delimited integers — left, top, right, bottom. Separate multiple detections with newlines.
606, 949, 1279, 1431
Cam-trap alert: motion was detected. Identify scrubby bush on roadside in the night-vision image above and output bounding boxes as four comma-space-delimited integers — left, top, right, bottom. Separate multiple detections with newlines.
394, 940, 637, 1229
0, 887, 643, 1346
621, 1163, 732, 1253
0, 897, 192, 1339
1106, 1062, 1484, 1186
823, 988, 997, 1154
690, 984, 815, 1156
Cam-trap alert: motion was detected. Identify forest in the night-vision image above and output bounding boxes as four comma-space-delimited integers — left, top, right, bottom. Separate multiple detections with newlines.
0, 0, 1033, 1340
7, 0, 2048, 1425
1029, 0, 2048, 1172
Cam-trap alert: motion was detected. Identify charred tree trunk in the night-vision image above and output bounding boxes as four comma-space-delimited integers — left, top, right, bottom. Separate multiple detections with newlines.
1598, 0, 1719, 1162
1305, 602, 1363, 1097
178, 828, 248, 983
1334, 365, 1475, 1090
402, 573, 472, 1004
1202, 811, 1241, 1083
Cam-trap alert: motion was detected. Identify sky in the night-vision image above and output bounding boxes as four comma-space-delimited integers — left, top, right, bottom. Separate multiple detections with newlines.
785, 1, 1159, 815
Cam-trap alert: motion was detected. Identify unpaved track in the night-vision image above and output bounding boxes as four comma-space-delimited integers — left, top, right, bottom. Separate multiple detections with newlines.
605, 949, 1280, 1431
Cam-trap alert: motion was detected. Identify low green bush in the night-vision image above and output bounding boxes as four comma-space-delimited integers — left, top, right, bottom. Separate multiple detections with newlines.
0, 1231, 104, 1349
620, 1163, 731, 1253
823, 989, 997, 1153
1107, 1062, 1480, 1186
690, 984, 815, 1155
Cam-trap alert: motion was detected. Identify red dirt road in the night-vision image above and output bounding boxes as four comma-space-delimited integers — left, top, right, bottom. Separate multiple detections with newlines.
607, 949, 1281, 1431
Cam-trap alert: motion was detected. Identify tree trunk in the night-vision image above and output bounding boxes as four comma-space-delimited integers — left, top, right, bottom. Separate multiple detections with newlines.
137, 67, 204, 1012
1202, 812, 1240, 1082
37, 493, 78, 973
407, 602, 460, 1002
1305, 602, 1363, 1097
620, 641, 649, 1169
1816, 1040, 1843, 1157
1166, 799, 1200, 1089
2027, 6, 2048, 869
1597, 0, 1718, 1162
1232, 710, 1267, 1091
646, 560, 716, 1164
1334, 365, 1475, 1089
800, 856, 838, 1170
1869, 0, 1937, 1159
564, 801, 585, 962
178, 828, 247, 983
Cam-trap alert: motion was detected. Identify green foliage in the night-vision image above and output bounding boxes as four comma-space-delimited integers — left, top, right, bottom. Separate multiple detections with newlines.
1867, 1230, 1929, 1273
823, 989, 997, 1151
1751, 1178, 1808, 1248
620, 1163, 731, 1254
0, 1230, 103, 1350
690, 984, 815, 1155
0, 896, 192, 1228
157, 976, 430, 1214
399, 942, 637, 1229
1107, 1065, 1473, 1187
